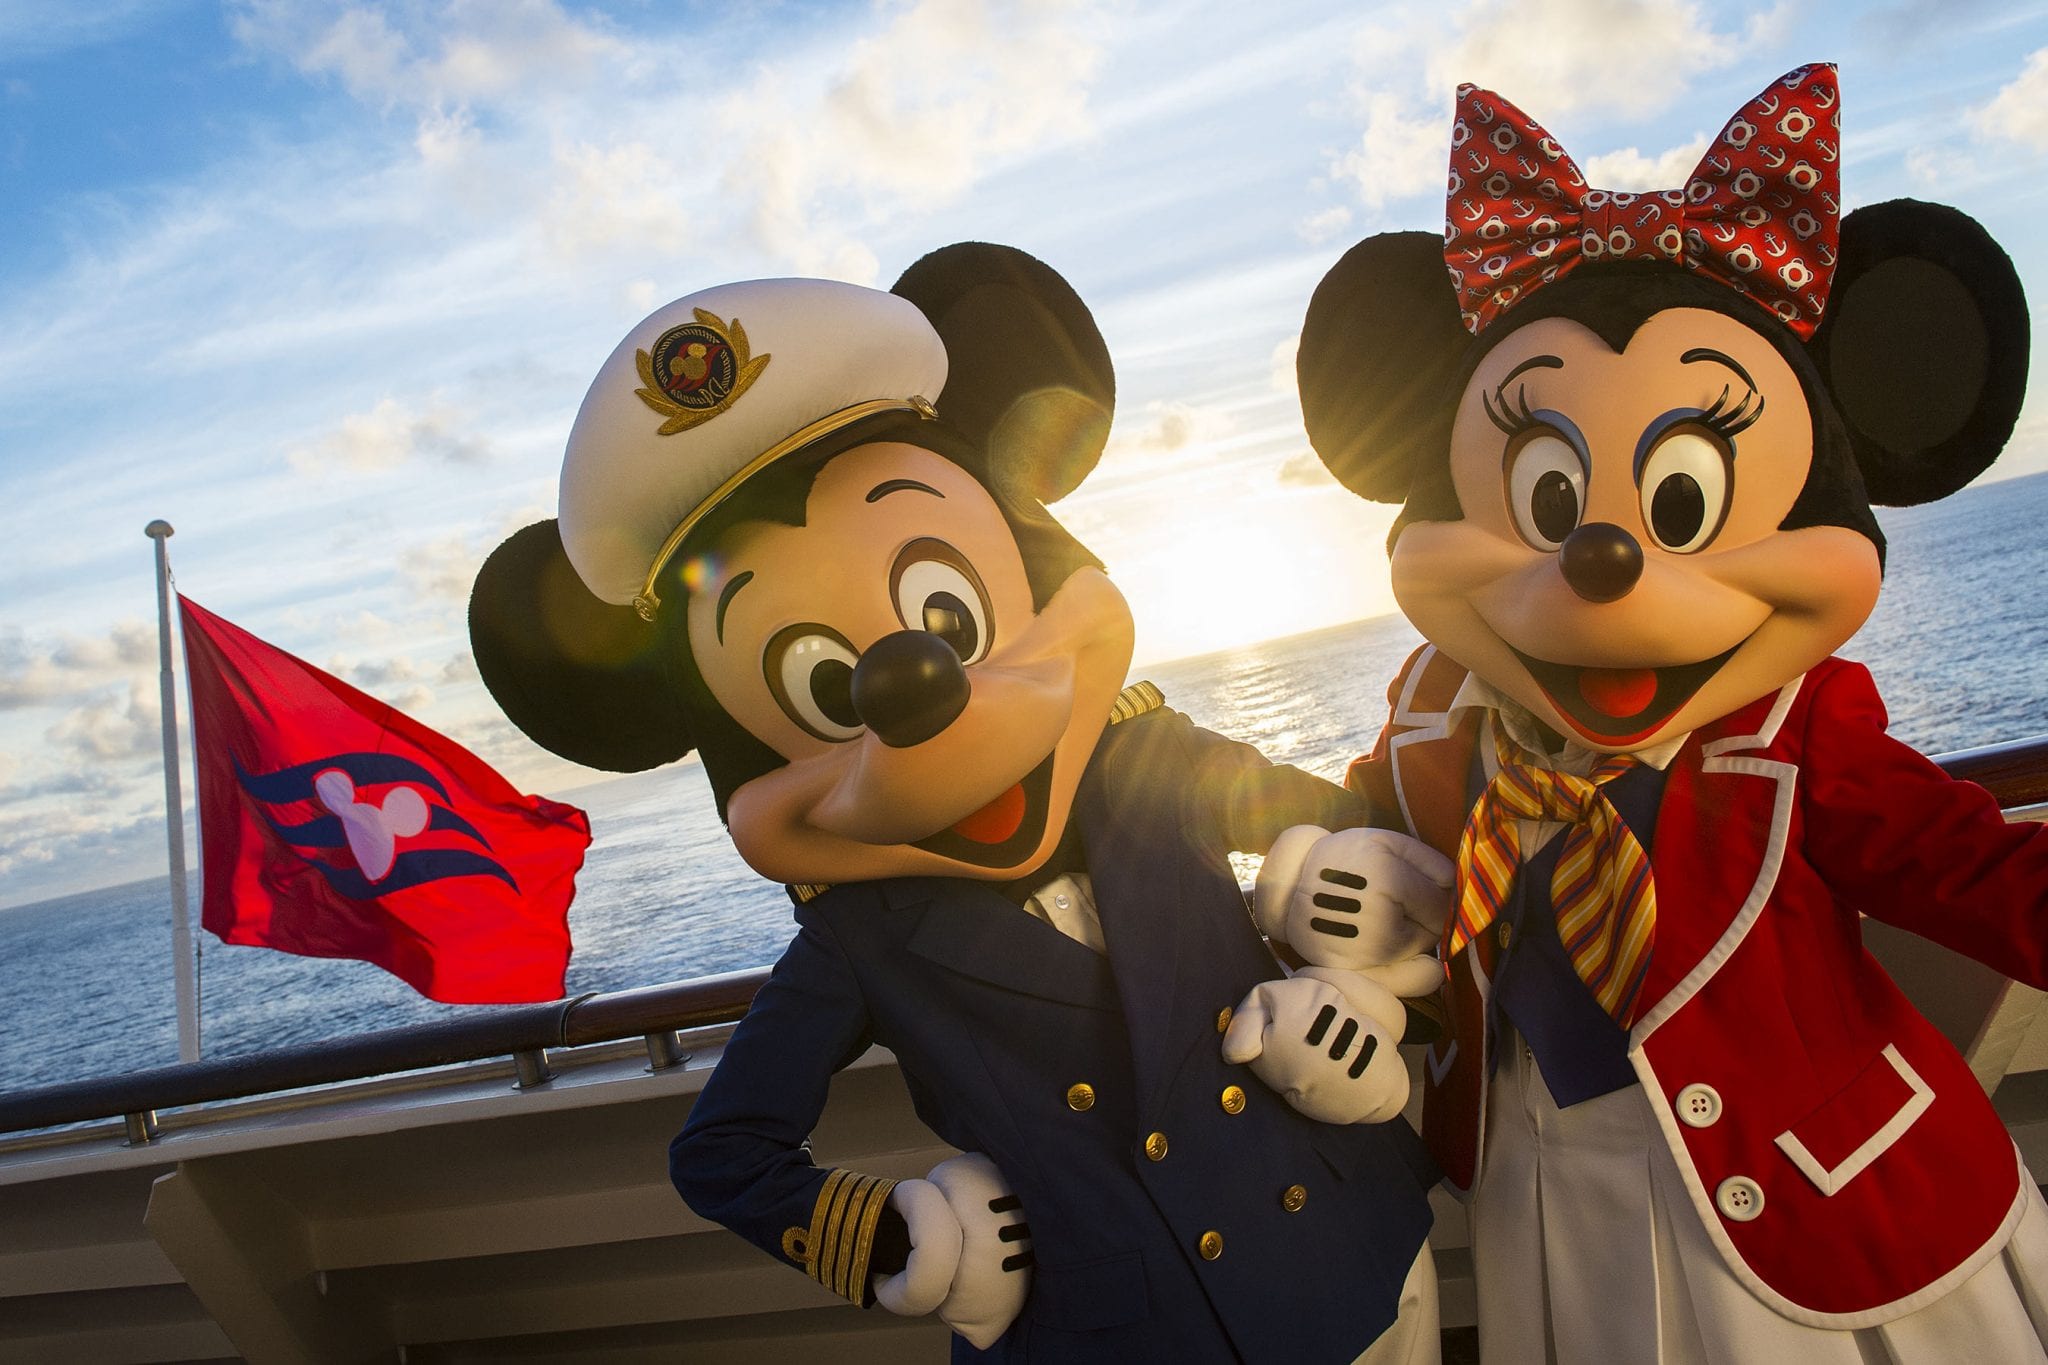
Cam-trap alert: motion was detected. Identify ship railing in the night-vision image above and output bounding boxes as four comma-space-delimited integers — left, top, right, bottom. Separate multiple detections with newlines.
2, 732, 2045, 1145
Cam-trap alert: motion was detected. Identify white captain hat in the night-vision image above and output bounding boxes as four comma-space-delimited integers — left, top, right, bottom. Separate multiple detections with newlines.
557, 278, 950, 619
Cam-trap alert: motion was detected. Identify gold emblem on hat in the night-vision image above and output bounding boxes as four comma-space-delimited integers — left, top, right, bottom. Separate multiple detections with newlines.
634, 309, 770, 436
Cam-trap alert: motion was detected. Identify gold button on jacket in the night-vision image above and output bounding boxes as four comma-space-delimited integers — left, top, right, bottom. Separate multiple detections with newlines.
1282, 1184, 1308, 1212
1066, 1082, 1096, 1112
1215, 1005, 1234, 1033
1199, 1230, 1224, 1260
1220, 1084, 1247, 1115
1144, 1131, 1169, 1161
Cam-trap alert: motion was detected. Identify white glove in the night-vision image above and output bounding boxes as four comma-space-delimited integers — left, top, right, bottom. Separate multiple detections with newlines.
1221, 966, 1411, 1124
1256, 824, 1455, 972
872, 1153, 1032, 1350
873, 1177, 961, 1318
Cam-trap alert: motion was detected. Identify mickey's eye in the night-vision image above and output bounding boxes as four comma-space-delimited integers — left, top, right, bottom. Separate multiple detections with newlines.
1504, 432, 1586, 551
1638, 430, 1732, 554
890, 538, 992, 665
764, 625, 862, 743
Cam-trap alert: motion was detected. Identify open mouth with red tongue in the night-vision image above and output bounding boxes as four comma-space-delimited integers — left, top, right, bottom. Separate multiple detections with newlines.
912, 749, 1060, 868
1510, 644, 1740, 747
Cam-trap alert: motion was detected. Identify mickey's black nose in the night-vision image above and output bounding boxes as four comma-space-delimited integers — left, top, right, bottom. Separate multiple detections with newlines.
1558, 522, 1643, 603
851, 630, 972, 748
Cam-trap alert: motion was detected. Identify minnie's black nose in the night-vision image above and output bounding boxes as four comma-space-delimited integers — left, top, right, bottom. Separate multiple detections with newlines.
1559, 522, 1643, 603
851, 630, 971, 748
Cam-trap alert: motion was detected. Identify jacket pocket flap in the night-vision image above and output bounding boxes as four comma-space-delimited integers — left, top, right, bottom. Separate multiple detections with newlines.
1774, 1043, 1933, 1196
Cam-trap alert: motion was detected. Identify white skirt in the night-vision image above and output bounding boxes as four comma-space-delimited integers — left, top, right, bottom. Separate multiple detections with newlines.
1471, 1035, 2048, 1364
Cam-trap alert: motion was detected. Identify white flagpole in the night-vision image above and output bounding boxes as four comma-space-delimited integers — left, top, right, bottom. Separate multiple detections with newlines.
146, 519, 201, 1063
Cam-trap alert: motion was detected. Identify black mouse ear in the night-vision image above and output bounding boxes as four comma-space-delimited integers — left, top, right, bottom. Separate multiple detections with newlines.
468, 520, 693, 773
891, 242, 1114, 505
1298, 232, 1474, 503
1809, 199, 2029, 506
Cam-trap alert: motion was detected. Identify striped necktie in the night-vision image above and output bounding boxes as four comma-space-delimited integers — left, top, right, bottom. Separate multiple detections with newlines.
1445, 726, 1657, 1027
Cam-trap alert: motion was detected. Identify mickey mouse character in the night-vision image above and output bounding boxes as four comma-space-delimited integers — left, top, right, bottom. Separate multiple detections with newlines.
1276, 64, 2048, 1361
469, 244, 1444, 1361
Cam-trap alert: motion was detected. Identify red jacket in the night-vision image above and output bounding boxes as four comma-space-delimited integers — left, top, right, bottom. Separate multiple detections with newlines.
1347, 645, 2048, 1326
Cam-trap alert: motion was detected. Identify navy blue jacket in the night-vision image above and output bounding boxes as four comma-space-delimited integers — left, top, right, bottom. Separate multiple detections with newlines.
672, 704, 1437, 1362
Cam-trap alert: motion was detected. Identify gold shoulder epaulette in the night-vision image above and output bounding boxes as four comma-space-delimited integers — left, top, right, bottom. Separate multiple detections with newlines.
787, 681, 1167, 904
1109, 679, 1164, 724
783, 1168, 899, 1303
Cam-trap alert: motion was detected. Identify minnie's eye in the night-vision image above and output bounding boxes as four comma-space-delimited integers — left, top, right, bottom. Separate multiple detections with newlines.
1638, 430, 1732, 553
764, 625, 862, 742
1505, 432, 1585, 551
891, 539, 992, 664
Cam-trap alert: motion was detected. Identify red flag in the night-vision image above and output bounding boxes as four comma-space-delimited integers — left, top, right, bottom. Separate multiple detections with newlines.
179, 595, 590, 1004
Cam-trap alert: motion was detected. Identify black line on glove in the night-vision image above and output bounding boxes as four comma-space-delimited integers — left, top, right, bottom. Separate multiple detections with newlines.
1319, 869, 1369, 890
1349, 1035, 1379, 1078
988, 1195, 1022, 1214
1306, 1004, 1337, 1045
1002, 1251, 1037, 1272
998, 1223, 1031, 1243
1330, 1018, 1359, 1059
1311, 892, 1360, 913
1309, 917, 1360, 938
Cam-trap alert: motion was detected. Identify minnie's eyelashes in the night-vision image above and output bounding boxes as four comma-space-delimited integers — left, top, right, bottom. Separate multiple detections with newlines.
1485, 381, 1762, 449
1484, 381, 1541, 437
1697, 383, 1765, 442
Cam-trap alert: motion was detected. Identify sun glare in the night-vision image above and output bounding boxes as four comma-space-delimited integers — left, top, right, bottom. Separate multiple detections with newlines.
1108, 482, 1403, 667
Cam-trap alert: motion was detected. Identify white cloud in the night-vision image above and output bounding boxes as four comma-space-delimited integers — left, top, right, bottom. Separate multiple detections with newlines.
0, 810, 161, 906
1298, 204, 1356, 245
1326, 0, 1753, 214
1582, 134, 1711, 191
1107, 400, 1238, 462
1277, 451, 1337, 487
1, 767, 124, 802
717, 0, 1104, 278
52, 620, 156, 671
231, 0, 628, 114
1330, 87, 1452, 212
327, 654, 423, 688
0, 621, 156, 710
415, 104, 481, 166
287, 396, 492, 474
1905, 143, 1981, 189
1972, 47, 2048, 151
46, 681, 161, 763
1435, 0, 1741, 121
298, 5, 412, 103
392, 683, 436, 712
1269, 334, 1300, 395
543, 139, 689, 262
400, 533, 489, 602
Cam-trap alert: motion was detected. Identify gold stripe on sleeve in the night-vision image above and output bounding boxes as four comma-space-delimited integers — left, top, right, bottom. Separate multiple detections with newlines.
816, 1169, 861, 1294
804, 1170, 851, 1291
846, 1174, 898, 1298
801, 1169, 901, 1304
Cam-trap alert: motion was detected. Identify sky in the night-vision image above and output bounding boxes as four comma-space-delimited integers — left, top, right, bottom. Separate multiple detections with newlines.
3, 0, 2046, 908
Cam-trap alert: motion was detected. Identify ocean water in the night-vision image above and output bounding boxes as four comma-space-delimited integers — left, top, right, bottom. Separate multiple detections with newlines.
3, 472, 2045, 1094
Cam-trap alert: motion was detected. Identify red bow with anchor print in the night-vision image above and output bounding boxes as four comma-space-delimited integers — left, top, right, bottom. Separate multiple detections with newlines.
1444, 63, 1842, 338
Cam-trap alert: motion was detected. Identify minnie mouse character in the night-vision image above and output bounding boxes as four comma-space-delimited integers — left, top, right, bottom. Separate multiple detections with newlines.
469, 244, 1444, 1361
1271, 64, 2048, 1360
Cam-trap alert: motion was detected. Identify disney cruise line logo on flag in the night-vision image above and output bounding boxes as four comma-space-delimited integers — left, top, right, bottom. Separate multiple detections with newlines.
178, 596, 590, 1004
